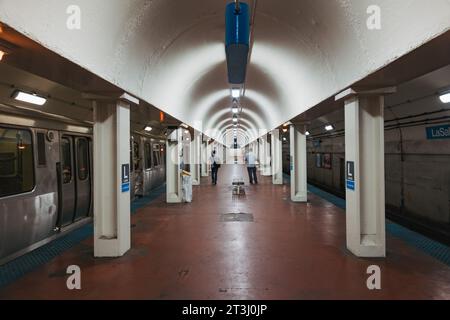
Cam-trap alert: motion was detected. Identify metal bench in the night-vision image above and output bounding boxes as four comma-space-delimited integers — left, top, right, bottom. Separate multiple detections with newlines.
232, 178, 245, 196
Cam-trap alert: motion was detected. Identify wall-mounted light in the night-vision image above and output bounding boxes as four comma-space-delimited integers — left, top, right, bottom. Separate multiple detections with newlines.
0, 38, 15, 62
12, 90, 47, 106
144, 126, 153, 132
439, 91, 450, 104
325, 125, 334, 131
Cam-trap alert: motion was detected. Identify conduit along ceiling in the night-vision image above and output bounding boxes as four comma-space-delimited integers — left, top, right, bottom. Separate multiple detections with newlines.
0, 0, 450, 147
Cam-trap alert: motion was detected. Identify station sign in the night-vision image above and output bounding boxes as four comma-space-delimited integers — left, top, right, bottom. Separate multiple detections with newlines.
121, 164, 130, 193
346, 161, 355, 191
426, 124, 450, 140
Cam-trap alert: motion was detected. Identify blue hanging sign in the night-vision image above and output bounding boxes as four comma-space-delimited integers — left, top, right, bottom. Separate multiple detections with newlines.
225, 2, 250, 84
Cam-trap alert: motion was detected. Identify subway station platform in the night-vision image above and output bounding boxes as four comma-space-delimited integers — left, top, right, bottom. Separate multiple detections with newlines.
1, 165, 449, 300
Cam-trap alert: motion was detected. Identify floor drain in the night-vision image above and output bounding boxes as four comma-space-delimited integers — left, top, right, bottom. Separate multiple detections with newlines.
221, 212, 254, 222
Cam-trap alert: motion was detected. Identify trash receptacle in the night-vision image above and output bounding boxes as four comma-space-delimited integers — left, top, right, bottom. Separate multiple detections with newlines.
182, 173, 192, 203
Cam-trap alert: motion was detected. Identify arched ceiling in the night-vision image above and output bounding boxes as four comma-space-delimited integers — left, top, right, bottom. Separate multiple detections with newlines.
0, 0, 449, 145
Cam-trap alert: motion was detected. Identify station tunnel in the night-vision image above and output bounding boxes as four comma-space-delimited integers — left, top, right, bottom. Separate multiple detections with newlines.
0, 0, 449, 301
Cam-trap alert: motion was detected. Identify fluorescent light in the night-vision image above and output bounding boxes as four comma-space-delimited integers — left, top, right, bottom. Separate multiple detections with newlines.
231, 88, 240, 99
325, 125, 334, 131
305, 131, 311, 136
144, 126, 153, 132
13, 91, 47, 106
439, 92, 450, 103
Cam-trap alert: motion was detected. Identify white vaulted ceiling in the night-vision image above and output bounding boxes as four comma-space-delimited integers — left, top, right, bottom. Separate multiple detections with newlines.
0, 0, 449, 146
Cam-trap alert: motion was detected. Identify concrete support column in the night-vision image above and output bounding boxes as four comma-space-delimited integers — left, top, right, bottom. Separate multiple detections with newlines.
191, 130, 201, 186
223, 145, 227, 165
339, 88, 392, 258
262, 135, 271, 176
271, 129, 283, 184
258, 138, 264, 171
201, 136, 209, 177
290, 125, 308, 202
93, 96, 135, 258
166, 128, 183, 203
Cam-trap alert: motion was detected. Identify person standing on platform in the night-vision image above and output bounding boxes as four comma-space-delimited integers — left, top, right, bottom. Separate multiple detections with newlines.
245, 148, 258, 184
209, 150, 221, 185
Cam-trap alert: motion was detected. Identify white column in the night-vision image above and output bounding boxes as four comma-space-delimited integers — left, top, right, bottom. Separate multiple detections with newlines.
201, 136, 209, 177
262, 134, 271, 176
271, 129, 283, 184
222, 145, 227, 165
166, 128, 183, 203
290, 125, 308, 202
206, 141, 212, 173
93, 96, 135, 258
191, 130, 201, 185
258, 138, 264, 171
343, 92, 387, 258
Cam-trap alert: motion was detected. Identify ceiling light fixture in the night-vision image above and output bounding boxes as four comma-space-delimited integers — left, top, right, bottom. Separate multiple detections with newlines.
0, 50, 5, 61
144, 126, 153, 132
12, 90, 47, 106
325, 125, 334, 131
180, 123, 189, 129
231, 88, 240, 99
305, 131, 311, 136
439, 91, 450, 104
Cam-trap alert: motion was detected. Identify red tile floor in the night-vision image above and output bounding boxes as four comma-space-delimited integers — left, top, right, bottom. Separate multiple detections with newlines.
0, 165, 449, 300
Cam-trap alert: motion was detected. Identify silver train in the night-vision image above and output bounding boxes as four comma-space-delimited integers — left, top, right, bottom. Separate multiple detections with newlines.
0, 114, 165, 265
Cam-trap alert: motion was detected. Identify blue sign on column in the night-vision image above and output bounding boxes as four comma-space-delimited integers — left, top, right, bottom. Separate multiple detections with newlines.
121, 164, 130, 193
346, 180, 355, 191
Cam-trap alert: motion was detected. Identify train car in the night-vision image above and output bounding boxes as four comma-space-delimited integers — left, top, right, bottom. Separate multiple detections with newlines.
0, 114, 166, 264
130, 133, 166, 200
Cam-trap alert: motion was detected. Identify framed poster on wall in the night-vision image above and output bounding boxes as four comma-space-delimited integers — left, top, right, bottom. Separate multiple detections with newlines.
323, 153, 332, 169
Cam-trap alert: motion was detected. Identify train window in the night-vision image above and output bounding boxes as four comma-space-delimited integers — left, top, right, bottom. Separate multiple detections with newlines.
130, 140, 133, 173
36, 132, 46, 166
0, 127, 35, 197
152, 144, 160, 167
144, 142, 152, 169
61, 137, 72, 184
133, 140, 140, 171
77, 138, 89, 181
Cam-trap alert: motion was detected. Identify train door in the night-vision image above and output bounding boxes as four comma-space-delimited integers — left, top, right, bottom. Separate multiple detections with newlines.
73, 137, 91, 221
58, 135, 91, 227
132, 137, 143, 196
59, 136, 76, 227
